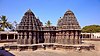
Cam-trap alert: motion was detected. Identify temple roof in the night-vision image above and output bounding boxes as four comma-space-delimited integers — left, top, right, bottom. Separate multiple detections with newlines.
24, 9, 35, 16
16, 9, 81, 31
57, 9, 81, 30
16, 9, 43, 31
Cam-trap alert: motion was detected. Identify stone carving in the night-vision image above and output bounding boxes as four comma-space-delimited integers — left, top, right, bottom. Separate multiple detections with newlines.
16, 9, 81, 44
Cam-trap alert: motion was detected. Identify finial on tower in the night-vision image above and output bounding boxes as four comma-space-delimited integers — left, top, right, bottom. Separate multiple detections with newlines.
27, 9, 32, 12
64, 9, 74, 15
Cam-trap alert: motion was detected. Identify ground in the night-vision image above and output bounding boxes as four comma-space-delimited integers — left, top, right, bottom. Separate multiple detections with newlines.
0, 41, 100, 56
9, 49, 100, 56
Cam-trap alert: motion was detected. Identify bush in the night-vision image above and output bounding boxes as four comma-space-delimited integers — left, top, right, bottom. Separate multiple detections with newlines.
82, 25, 100, 33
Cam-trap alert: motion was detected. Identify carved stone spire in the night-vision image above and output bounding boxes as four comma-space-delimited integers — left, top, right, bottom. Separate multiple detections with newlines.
16, 9, 43, 44
57, 9, 81, 30
16, 9, 43, 31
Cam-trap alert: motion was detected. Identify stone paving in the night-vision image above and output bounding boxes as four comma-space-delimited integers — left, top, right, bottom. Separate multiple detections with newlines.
9, 49, 100, 56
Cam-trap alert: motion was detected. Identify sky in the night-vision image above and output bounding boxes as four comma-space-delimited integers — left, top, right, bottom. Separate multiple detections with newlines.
0, 0, 100, 27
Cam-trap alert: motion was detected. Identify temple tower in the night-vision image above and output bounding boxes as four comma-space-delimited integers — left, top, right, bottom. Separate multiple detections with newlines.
16, 9, 43, 44
57, 9, 81, 44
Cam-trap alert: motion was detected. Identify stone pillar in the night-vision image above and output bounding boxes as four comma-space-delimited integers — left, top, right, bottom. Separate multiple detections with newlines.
52, 33, 55, 43
57, 32, 59, 43
68, 31, 70, 44
70, 31, 73, 44
20, 32, 23, 44
59, 32, 62, 44
44, 33, 46, 43
14, 34, 15, 39
7, 34, 9, 40
73, 31, 75, 44
33, 32, 36, 44
51, 32, 56, 43
44, 32, 47, 43
17, 33, 20, 44
47, 32, 50, 43
61, 32, 63, 44
72, 31, 74, 44
63, 32, 66, 44
75, 31, 78, 44
78, 31, 81, 44
56, 32, 58, 43
62, 32, 65, 44
58, 32, 61, 44
24, 32, 27, 44
45, 33, 47, 43
50, 32, 52, 43
37, 32, 39, 43
60, 32, 63, 44
65, 32, 67, 44
65, 31, 69, 44
52, 32, 55, 43
55, 33, 57, 43
28, 32, 32, 44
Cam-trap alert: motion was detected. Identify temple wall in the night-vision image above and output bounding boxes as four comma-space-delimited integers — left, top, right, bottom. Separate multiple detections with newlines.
54, 30, 81, 44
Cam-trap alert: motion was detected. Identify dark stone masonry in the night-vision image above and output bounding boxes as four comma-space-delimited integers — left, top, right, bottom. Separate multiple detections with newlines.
16, 9, 81, 45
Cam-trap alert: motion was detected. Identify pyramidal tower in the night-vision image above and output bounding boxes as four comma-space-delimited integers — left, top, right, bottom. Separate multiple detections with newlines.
56, 9, 81, 44
16, 9, 43, 44
57, 9, 81, 30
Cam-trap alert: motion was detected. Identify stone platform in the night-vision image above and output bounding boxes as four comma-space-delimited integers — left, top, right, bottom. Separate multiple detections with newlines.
3, 43, 95, 51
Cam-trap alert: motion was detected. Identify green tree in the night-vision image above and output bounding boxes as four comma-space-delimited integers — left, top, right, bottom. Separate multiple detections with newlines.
0, 15, 13, 31
82, 25, 100, 33
45, 20, 52, 27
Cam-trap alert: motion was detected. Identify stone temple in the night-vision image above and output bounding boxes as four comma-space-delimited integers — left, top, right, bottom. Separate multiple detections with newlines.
16, 9, 81, 45
3, 9, 95, 51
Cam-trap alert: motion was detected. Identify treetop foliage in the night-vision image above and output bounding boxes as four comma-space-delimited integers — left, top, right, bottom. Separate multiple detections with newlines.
82, 25, 100, 33
45, 20, 52, 27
